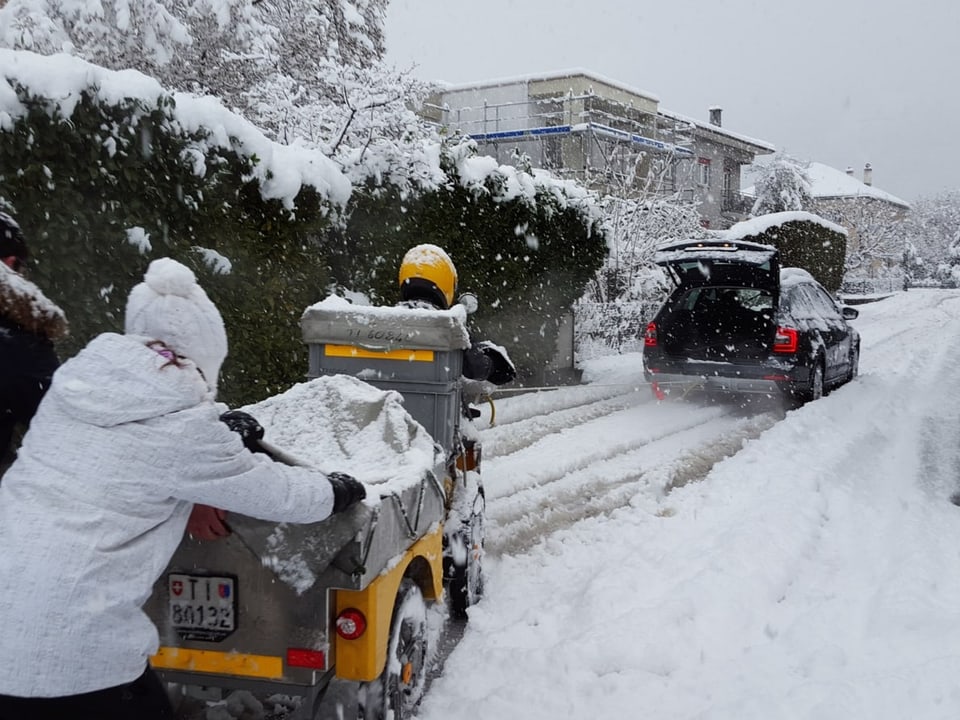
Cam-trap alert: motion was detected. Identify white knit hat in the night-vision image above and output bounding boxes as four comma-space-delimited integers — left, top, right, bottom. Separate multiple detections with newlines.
125, 258, 227, 391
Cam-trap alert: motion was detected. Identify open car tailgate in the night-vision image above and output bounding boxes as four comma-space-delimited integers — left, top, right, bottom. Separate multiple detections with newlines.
655, 239, 779, 292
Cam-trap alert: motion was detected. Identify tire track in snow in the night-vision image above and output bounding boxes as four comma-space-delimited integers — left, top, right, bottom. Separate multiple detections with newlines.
480, 388, 652, 458
480, 389, 780, 556
487, 410, 778, 556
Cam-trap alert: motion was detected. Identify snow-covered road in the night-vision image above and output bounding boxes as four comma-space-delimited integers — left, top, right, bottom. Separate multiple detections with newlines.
417, 289, 960, 720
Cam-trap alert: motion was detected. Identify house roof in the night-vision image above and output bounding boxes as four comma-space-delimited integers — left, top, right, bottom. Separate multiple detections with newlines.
658, 108, 775, 155
436, 67, 660, 103
803, 162, 910, 208
743, 161, 910, 209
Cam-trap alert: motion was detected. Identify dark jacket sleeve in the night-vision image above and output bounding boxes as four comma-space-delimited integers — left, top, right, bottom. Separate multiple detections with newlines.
462, 340, 516, 385
0, 326, 60, 454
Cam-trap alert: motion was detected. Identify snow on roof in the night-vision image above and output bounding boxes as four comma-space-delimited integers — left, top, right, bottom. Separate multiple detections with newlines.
658, 107, 776, 154
0, 49, 353, 209
803, 161, 910, 208
743, 161, 910, 208
436, 67, 660, 103
725, 211, 848, 241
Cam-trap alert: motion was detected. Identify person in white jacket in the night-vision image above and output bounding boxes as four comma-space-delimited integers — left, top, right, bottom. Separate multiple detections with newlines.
0, 258, 366, 719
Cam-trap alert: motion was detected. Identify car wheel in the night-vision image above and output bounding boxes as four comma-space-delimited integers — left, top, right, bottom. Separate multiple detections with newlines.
809, 359, 825, 401
358, 579, 429, 720
847, 344, 859, 383
790, 357, 824, 408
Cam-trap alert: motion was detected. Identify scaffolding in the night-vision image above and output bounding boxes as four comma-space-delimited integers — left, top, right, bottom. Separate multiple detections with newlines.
426, 91, 697, 201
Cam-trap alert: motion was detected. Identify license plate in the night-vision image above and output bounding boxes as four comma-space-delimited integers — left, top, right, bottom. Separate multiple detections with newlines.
168, 573, 237, 642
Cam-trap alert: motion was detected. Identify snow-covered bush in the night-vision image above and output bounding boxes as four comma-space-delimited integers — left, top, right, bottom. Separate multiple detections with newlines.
0, 50, 352, 405
1, 50, 606, 399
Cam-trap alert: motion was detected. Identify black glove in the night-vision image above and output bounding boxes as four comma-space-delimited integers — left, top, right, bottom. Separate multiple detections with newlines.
328, 471, 366, 513
219, 410, 266, 453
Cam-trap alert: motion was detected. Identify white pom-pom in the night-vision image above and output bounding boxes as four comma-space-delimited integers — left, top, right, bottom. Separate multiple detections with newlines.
143, 258, 197, 298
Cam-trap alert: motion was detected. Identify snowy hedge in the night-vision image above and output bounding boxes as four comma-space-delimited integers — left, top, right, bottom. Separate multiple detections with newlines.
727, 211, 848, 293
0, 50, 355, 404
1, 50, 607, 401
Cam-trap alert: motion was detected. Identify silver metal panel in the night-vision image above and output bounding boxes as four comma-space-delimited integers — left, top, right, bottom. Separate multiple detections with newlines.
301, 304, 470, 351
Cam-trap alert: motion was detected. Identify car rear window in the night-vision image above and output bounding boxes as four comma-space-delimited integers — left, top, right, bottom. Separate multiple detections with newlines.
682, 287, 773, 314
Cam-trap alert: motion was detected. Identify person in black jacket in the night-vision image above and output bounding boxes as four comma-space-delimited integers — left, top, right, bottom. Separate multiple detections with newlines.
0, 212, 68, 476
397, 244, 516, 388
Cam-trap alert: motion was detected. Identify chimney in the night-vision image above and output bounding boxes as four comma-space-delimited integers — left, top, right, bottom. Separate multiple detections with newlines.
863, 162, 873, 186
845, 167, 854, 176
709, 106, 722, 127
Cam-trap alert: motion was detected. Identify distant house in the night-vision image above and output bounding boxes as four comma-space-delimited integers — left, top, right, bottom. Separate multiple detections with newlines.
803, 161, 909, 213
422, 69, 774, 229
799, 163, 909, 291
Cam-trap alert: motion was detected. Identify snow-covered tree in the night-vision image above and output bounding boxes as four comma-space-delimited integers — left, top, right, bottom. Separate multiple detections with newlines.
749, 152, 813, 216
575, 195, 704, 356
901, 190, 960, 286
0, 0, 274, 79
813, 197, 906, 290
0, 0, 436, 189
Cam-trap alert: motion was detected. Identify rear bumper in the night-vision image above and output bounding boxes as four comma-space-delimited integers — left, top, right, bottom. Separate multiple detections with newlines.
647, 372, 785, 396
644, 359, 809, 397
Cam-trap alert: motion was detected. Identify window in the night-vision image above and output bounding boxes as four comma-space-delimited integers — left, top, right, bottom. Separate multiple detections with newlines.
697, 157, 711, 185
808, 285, 842, 319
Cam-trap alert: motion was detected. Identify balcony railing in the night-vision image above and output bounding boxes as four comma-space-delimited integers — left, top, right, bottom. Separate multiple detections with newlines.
721, 192, 752, 214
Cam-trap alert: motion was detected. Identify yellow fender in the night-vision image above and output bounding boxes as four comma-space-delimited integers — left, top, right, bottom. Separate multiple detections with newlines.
333, 527, 443, 682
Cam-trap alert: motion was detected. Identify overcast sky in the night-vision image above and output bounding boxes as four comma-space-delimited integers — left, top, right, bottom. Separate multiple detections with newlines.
384, 0, 959, 204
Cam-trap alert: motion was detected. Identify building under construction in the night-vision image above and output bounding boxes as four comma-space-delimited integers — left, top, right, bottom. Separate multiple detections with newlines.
424, 70, 775, 228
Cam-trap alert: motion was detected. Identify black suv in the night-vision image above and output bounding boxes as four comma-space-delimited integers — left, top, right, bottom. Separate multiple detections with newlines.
642, 239, 860, 405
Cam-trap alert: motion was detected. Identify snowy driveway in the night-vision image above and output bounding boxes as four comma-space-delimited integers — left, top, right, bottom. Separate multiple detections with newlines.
417, 289, 960, 720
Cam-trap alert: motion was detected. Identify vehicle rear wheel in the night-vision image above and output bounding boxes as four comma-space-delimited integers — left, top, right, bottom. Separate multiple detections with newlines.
790, 357, 824, 408
809, 359, 825, 402
847, 344, 860, 383
358, 579, 429, 720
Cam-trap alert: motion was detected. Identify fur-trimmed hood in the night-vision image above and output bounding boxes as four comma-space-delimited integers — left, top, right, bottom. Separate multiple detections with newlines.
0, 263, 68, 339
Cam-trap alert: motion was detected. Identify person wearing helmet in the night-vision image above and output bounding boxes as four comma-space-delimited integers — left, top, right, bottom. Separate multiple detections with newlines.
0, 211, 68, 477
398, 244, 516, 386
398, 243, 460, 311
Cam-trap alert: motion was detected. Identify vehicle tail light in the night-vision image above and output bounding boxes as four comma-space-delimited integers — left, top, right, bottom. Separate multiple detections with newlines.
644, 322, 657, 347
286, 647, 326, 670
773, 326, 798, 354
335, 608, 366, 640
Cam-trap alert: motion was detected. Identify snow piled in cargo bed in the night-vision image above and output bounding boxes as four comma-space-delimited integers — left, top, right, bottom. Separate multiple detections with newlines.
243, 373, 437, 490
234, 374, 441, 594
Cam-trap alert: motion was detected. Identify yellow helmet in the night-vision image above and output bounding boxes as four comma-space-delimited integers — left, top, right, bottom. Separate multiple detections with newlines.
398, 244, 458, 309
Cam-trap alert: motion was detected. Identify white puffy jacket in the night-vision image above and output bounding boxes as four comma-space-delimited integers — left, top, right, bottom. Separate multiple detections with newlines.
0, 333, 336, 697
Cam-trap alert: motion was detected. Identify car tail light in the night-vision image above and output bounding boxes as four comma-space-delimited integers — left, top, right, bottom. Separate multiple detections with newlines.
644, 322, 657, 347
773, 326, 799, 354
335, 608, 366, 640
286, 647, 326, 670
